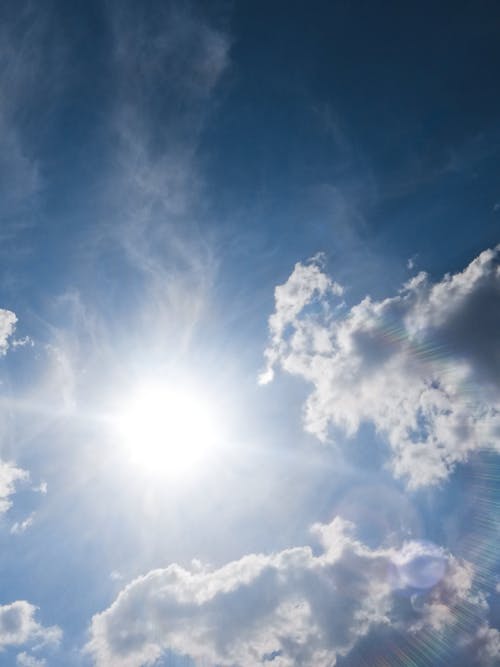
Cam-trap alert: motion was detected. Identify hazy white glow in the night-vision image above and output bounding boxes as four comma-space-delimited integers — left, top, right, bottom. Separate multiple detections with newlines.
115, 381, 219, 475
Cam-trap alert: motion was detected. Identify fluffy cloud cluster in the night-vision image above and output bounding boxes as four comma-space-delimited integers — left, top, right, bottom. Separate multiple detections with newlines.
16, 653, 47, 667
0, 308, 17, 354
0, 601, 61, 651
0, 308, 29, 514
260, 246, 500, 487
472, 625, 500, 665
0, 461, 28, 515
88, 517, 489, 667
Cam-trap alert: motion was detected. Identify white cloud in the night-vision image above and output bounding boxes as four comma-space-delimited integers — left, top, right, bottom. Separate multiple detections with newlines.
12, 336, 34, 349
260, 246, 500, 487
0, 461, 28, 515
0, 308, 17, 354
259, 256, 343, 385
407, 254, 418, 270
0, 308, 29, 514
16, 651, 47, 667
10, 513, 35, 535
0, 601, 61, 650
107, 1, 229, 229
87, 517, 483, 667
83, 2, 230, 351
473, 625, 500, 665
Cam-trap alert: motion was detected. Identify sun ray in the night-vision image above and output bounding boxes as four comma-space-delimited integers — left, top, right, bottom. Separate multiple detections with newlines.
112, 380, 220, 476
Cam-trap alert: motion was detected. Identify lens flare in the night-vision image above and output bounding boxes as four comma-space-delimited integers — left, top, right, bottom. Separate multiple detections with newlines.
113, 380, 219, 476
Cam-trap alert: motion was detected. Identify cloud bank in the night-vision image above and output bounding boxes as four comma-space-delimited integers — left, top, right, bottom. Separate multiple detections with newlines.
87, 517, 493, 667
260, 246, 500, 487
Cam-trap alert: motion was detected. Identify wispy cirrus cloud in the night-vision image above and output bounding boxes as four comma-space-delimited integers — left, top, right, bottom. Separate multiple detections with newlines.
105, 2, 229, 286
0, 2, 64, 251
61, 1, 233, 364
260, 246, 500, 487
0, 9, 39, 235
10, 512, 35, 535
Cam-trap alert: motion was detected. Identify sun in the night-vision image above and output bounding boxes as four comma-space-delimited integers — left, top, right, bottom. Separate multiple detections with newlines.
113, 380, 219, 475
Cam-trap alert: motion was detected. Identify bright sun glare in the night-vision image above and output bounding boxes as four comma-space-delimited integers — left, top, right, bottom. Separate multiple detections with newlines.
114, 380, 219, 475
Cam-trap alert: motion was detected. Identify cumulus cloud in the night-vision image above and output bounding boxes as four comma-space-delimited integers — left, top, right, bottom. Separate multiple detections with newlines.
87, 517, 486, 667
16, 652, 47, 667
260, 246, 500, 487
0, 308, 29, 514
259, 254, 343, 385
0, 461, 28, 515
0, 601, 61, 650
0, 308, 17, 354
472, 625, 500, 665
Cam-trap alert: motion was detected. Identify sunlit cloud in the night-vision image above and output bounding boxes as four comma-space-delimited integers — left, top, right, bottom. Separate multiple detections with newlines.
0, 308, 17, 354
0, 460, 28, 515
261, 245, 500, 487
87, 516, 495, 667
0, 3, 498, 666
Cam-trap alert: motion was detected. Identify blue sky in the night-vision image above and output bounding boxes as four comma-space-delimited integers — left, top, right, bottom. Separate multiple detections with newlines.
0, 2, 499, 666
